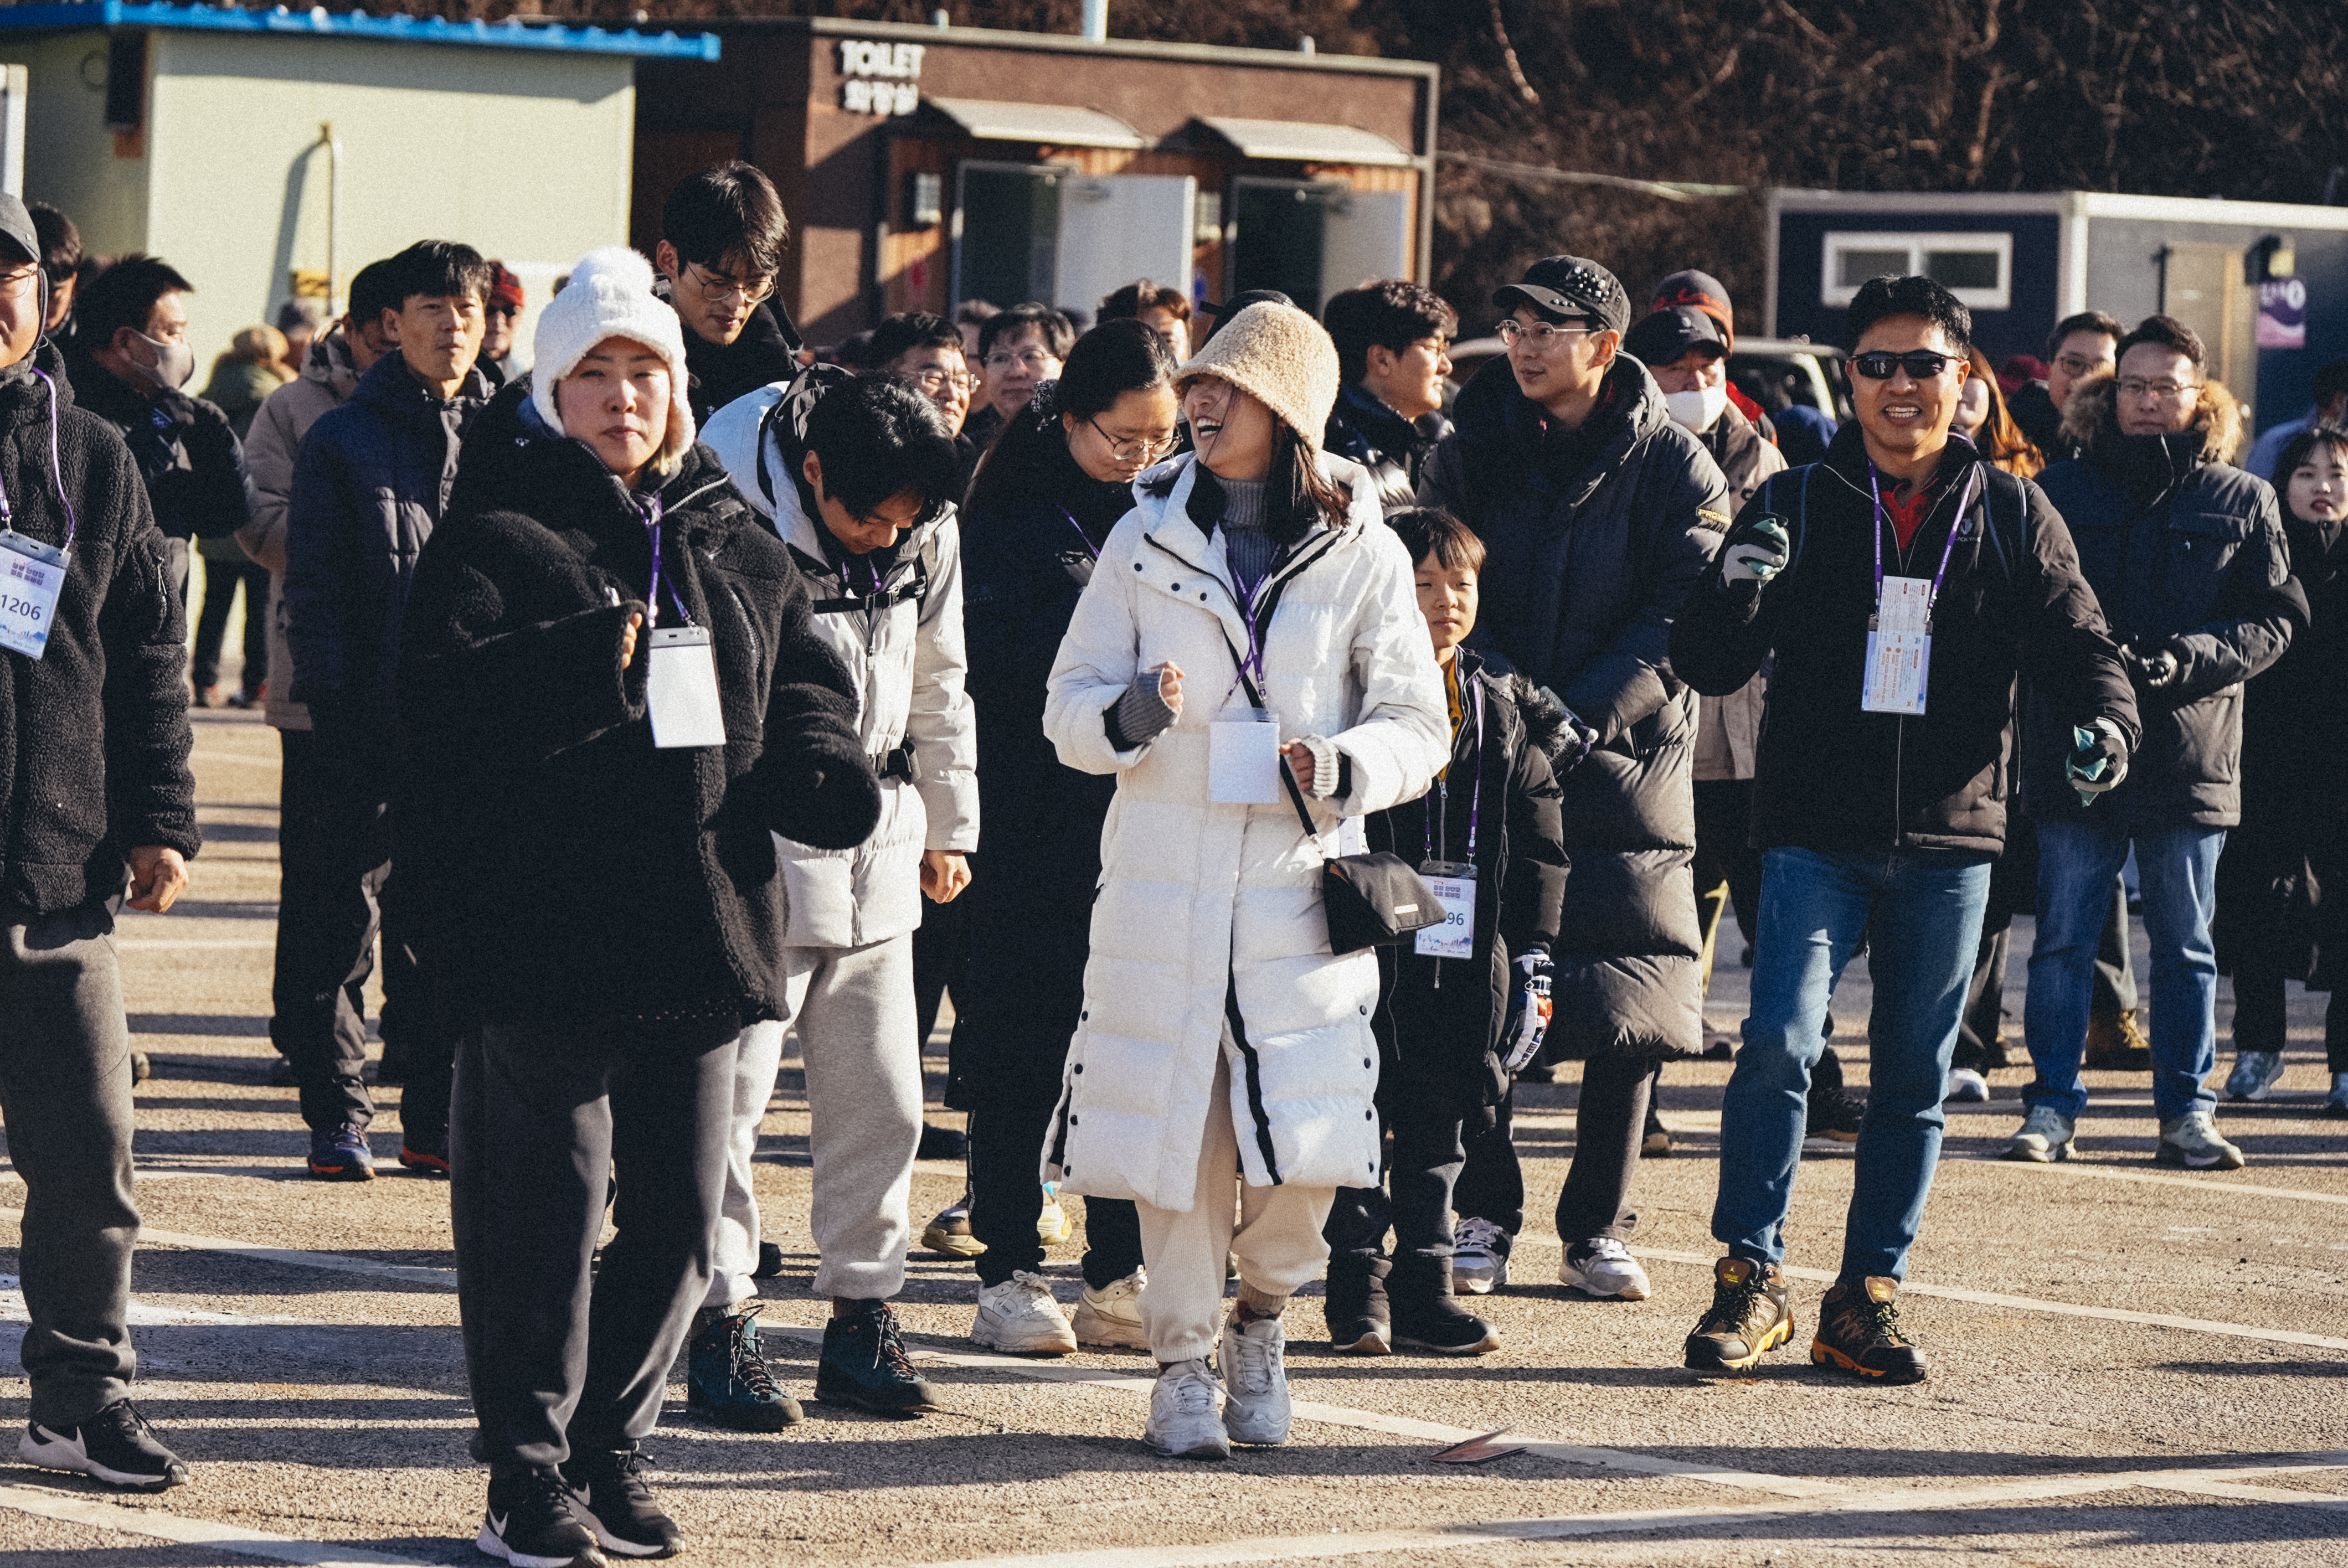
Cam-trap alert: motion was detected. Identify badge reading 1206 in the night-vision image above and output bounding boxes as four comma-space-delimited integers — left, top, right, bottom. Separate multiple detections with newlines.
0, 530, 68, 659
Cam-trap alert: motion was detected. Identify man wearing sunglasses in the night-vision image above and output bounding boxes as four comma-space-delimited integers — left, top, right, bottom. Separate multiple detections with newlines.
2015, 315, 2300, 1169
691, 367, 976, 1425
1419, 255, 1730, 1309
1670, 275, 2138, 1385
653, 162, 806, 423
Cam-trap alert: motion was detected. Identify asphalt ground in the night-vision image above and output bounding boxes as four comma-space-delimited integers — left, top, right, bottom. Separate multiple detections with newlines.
5, 691, 2348, 1567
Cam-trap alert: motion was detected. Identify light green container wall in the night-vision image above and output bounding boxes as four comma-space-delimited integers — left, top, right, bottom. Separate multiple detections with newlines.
142, 30, 634, 371
19, 30, 151, 260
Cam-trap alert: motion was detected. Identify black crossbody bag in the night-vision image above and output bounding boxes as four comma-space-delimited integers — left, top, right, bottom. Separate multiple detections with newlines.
1227, 652, 1443, 956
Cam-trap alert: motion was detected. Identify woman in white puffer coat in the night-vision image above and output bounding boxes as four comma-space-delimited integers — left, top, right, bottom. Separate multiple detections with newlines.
1043, 303, 1448, 1459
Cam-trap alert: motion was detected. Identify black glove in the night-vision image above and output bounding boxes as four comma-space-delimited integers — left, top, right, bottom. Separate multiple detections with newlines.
2066, 720, 2129, 804
1499, 948, 1554, 1075
2120, 639, 2181, 693
1535, 687, 1600, 776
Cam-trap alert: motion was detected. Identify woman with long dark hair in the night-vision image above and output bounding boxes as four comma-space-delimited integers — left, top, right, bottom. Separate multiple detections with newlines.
1044, 302, 1448, 1457
948, 319, 1182, 1355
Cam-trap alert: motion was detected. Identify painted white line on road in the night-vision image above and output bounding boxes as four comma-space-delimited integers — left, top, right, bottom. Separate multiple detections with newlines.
1950, 1152, 2348, 1208
0, 1482, 430, 1567
0, 1209, 454, 1287
915, 1454, 2348, 1568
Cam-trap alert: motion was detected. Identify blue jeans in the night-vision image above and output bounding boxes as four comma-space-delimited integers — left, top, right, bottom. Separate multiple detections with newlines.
1713, 847, 1990, 1283
2023, 818, 2224, 1125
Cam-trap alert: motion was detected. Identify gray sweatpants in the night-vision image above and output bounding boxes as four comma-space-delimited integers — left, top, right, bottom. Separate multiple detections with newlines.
709, 933, 922, 1307
0, 901, 142, 1426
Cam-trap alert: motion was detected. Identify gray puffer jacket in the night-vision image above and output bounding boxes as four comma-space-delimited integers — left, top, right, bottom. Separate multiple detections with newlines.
1418, 355, 1730, 1062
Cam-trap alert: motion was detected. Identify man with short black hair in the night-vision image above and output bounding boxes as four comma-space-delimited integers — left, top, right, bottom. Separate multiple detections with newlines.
66, 254, 254, 600
2246, 357, 2348, 482
967, 303, 1074, 452
1672, 275, 2136, 1384
1321, 279, 1456, 510
655, 161, 804, 422
2014, 314, 2300, 1170
694, 368, 976, 1422
2010, 310, 2123, 461
28, 202, 79, 343
1098, 278, 1192, 362
0, 192, 202, 1494
282, 239, 493, 1182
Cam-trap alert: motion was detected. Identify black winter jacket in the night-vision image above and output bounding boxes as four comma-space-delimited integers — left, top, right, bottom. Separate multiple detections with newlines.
944, 430, 1134, 1108
672, 293, 804, 427
1673, 422, 2139, 857
395, 383, 879, 1031
0, 357, 198, 911
65, 347, 253, 543
1366, 651, 1566, 1116
284, 354, 490, 737
2023, 374, 2300, 829
1418, 355, 1729, 1061
2215, 504, 2348, 984
1325, 381, 1448, 513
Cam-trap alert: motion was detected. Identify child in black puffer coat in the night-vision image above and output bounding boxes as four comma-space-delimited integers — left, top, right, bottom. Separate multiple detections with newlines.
1322, 507, 1574, 1354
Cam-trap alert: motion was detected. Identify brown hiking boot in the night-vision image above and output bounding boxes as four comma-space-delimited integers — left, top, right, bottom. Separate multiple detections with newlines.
2082, 1008, 2152, 1070
1683, 1257, 1794, 1373
1810, 1276, 1928, 1384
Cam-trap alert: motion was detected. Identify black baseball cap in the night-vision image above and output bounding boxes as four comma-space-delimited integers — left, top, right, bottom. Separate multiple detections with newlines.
1651, 269, 1736, 346
1623, 305, 1727, 368
0, 195, 37, 268
1493, 255, 1629, 336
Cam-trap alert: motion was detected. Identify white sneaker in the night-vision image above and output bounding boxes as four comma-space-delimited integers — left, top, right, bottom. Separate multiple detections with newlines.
1451, 1217, 1510, 1295
1944, 1067, 1990, 1103
1142, 1358, 1228, 1459
2004, 1105, 2077, 1163
972, 1270, 1077, 1355
1037, 1184, 1072, 1245
1216, 1313, 1292, 1446
1072, 1268, 1149, 1349
2158, 1109, 2246, 1170
2225, 1051, 2286, 1102
1560, 1237, 1650, 1300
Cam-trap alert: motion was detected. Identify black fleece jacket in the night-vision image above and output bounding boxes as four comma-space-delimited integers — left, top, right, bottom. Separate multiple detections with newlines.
396, 382, 879, 1030
1671, 423, 2139, 857
0, 354, 199, 911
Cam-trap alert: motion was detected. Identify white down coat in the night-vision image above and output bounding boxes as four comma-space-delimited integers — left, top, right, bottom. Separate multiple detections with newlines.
1041, 453, 1449, 1210
703, 390, 980, 950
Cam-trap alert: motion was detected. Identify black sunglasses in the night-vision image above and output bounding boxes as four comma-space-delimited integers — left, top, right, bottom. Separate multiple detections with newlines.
1850, 350, 1955, 381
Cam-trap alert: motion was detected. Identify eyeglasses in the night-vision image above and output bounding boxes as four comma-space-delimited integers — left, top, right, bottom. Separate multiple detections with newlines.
905, 367, 974, 395
1850, 350, 1956, 381
1085, 414, 1180, 463
0, 267, 38, 297
2118, 378, 2198, 402
1495, 319, 1596, 347
985, 348, 1058, 373
686, 262, 776, 307
2053, 353, 2109, 378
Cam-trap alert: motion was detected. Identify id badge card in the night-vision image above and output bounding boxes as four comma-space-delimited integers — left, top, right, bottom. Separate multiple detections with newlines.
646, 626, 727, 749
1415, 859, 1477, 958
1860, 574, 1934, 716
0, 529, 68, 661
1209, 705, 1281, 803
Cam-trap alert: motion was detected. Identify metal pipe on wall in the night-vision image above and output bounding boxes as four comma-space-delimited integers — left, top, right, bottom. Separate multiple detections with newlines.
1080, 0, 1106, 43
318, 121, 342, 318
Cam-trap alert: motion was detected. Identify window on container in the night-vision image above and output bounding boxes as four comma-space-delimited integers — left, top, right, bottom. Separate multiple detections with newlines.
1821, 231, 2011, 310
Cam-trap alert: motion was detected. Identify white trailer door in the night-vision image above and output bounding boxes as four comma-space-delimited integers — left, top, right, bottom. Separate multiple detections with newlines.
1054, 173, 1196, 319
1319, 189, 1412, 305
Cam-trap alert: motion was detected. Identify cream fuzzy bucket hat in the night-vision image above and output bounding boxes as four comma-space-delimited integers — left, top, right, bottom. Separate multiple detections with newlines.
1176, 301, 1340, 455
532, 246, 696, 471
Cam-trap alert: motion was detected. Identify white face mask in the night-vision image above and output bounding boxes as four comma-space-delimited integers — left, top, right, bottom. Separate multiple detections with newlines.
1664, 384, 1728, 433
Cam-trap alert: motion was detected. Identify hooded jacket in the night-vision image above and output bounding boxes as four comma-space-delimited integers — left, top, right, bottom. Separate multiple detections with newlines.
1366, 651, 1568, 1124
66, 343, 254, 545
1324, 381, 1449, 513
236, 329, 366, 731
0, 355, 199, 911
395, 381, 880, 1030
1672, 422, 2140, 858
1041, 450, 1448, 1209
2021, 373, 2299, 829
701, 367, 979, 951
1418, 355, 1730, 1061
945, 424, 1135, 1108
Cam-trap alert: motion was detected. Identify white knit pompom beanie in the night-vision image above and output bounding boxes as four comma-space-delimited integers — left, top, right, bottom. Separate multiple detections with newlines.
532, 246, 696, 470
1175, 302, 1341, 455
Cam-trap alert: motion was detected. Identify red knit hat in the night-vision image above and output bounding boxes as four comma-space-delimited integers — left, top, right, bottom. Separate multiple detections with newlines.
487, 261, 524, 314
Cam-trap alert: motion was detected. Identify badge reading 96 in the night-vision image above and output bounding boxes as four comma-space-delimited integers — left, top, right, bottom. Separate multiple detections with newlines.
0, 532, 67, 660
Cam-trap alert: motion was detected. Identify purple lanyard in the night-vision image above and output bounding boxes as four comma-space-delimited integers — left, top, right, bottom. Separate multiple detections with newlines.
1055, 507, 1099, 562
0, 369, 80, 550
640, 496, 688, 628
1868, 462, 1980, 628
1425, 676, 1486, 863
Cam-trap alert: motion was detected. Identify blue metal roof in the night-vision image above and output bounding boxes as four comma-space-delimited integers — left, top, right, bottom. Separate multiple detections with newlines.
0, 2, 720, 59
